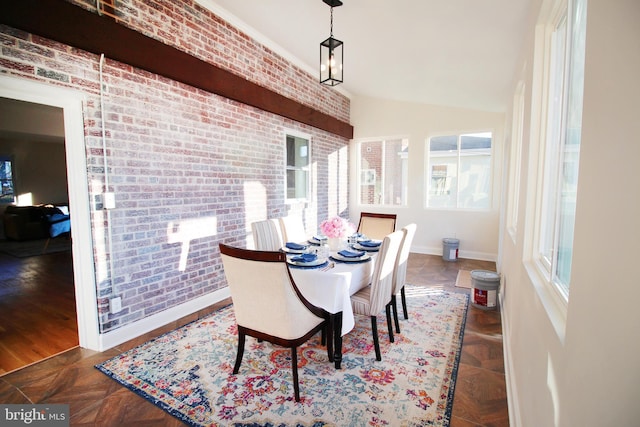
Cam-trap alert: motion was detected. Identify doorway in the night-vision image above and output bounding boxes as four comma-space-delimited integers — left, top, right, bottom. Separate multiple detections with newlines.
0, 75, 100, 354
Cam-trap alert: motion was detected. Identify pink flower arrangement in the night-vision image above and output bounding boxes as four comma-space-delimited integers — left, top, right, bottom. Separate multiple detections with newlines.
319, 216, 355, 239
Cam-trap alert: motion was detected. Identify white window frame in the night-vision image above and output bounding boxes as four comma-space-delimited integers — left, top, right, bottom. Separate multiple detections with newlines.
425, 131, 494, 210
355, 137, 409, 207
284, 130, 311, 203
524, 0, 586, 341
507, 82, 526, 242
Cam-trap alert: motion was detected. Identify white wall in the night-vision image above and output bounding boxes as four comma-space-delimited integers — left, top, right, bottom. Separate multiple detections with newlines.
0, 139, 69, 205
349, 96, 505, 261
500, 0, 640, 426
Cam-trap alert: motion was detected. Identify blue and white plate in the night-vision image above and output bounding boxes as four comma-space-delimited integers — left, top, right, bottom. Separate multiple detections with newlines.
330, 253, 371, 263
308, 236, 328, 246
282, 243, 308, 254
352, 242, 380, 252
286, 256, 327, 267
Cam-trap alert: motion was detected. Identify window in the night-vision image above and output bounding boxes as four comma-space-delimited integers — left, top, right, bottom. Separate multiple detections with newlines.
357, 138, 408, 206
426, 132, 492, 209
285, 132, 310, 201
534, 0, 586, 299
0, 157, 15, 204
507, 82, 526, 239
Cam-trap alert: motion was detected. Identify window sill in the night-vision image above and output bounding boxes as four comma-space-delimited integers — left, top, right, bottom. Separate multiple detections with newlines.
524, 260, 568, 344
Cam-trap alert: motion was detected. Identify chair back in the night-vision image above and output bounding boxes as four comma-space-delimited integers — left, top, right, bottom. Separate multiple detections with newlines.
251, 219, 283, 251
393, 223, 417, 294
367, 230, 404, 315
278, 215, 308, 243
219, 244, 323, 340
357, 212, 397, 240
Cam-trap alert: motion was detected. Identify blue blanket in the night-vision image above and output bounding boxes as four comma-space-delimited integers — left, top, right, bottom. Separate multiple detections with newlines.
48, 214, 71, 238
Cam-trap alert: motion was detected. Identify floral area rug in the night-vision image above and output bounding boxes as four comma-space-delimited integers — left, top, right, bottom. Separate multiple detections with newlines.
96, 286, 469, 426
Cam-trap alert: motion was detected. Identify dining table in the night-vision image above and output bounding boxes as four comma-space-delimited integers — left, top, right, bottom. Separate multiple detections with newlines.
286, 243, 377, 369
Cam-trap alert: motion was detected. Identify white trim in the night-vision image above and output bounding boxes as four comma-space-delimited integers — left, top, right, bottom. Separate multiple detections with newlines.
354, 136, 410, 207
521, 0, 572, 343
506, 81, 526, 243
0, 75, 101, 350
525, 261, 567, 342
500, 292, 522, 427
410, 245, 497, 263
99, 287, 231, 350
424, 130, 495, 211
284, 129, 312, 204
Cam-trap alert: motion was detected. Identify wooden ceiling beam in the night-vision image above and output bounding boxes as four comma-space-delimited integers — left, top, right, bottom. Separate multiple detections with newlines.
0, 0, 354, 139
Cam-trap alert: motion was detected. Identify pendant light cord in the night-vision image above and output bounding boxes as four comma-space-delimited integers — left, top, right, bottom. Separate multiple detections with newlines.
330, 6, 334, 37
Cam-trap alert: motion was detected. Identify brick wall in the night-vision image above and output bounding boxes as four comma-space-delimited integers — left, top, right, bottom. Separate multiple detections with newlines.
0, 0, 350, 333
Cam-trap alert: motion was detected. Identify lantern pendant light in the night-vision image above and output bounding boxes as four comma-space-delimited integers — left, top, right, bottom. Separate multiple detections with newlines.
320, 0, 343, 86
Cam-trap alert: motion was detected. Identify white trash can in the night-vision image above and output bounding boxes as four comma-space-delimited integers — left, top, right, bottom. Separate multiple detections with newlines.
442, 238, 460, 261
470, 270, 501, 310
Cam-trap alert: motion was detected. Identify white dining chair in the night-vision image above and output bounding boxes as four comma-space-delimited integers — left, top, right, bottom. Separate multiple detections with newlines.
357, 212, 397, 240
389, 223, 417, 334
251, 219, 283, 251
278, 215, 308, 243
350, 230, 404, 361
219, 243, 330, 402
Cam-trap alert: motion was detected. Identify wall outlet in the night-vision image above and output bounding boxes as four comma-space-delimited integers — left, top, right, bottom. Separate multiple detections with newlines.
104, 192, 116, 209
109, 296, 122, 314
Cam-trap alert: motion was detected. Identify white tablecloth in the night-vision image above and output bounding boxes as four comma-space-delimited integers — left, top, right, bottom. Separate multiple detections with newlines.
290, 256, 374, 335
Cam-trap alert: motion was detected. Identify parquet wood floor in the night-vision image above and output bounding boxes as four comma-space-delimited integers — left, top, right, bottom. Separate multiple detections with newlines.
0, 251, 508, 426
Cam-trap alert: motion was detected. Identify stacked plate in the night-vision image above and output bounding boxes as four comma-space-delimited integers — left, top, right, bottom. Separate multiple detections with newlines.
286, 252, 328, 268
282, 242, 308, 254
352, 239, 382, 252
308, 236, 328, 246
330, 249, 371, 263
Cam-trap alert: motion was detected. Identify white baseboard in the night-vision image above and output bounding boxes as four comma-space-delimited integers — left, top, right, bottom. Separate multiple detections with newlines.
411, 245, 497, 262
500, 292, 522, 427
98, 287, 231, 351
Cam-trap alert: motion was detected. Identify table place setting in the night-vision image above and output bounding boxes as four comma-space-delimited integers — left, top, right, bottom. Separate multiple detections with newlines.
330, 249, 372, 263
286, 251, 329, 269
281, 241, 309, 254
308, 235, 328, 246
351, 239, 382, 252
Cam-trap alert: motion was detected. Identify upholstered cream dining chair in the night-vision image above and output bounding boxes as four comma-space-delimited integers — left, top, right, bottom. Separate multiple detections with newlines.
278, 215, 308, 243
219, 243, 330, 402
357, 212, 397, 240
350, 230, 404, 361
251, 219, 283, 251
389, 223, 417, 334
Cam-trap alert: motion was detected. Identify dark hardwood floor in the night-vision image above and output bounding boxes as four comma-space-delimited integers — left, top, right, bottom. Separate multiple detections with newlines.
0, 251, 508, 426
0, 250, 78, 374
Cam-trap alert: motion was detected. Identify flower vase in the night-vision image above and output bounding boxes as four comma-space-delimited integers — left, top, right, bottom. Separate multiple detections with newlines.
327, 237, 343, 251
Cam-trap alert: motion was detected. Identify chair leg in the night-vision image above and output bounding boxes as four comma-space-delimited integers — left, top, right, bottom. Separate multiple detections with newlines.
291, 347, 300, 402
391, 295, 401, 334
371, 316, 381, 361
233, 331, 246, 374
401, 286, 408, 319
385, 304, 394, 343
327, 317, 334, 362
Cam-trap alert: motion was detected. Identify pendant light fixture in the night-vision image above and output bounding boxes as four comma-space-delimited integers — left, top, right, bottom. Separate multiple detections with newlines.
320, 0, 343, 86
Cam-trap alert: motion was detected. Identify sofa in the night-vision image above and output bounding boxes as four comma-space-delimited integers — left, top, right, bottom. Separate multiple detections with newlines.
2, 204, 68, 241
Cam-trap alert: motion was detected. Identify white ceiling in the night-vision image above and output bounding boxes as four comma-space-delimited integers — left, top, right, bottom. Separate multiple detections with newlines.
200, 0, 533, 112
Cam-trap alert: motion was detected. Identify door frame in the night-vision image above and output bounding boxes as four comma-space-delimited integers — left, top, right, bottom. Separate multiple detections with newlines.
0, 75, 100, 350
